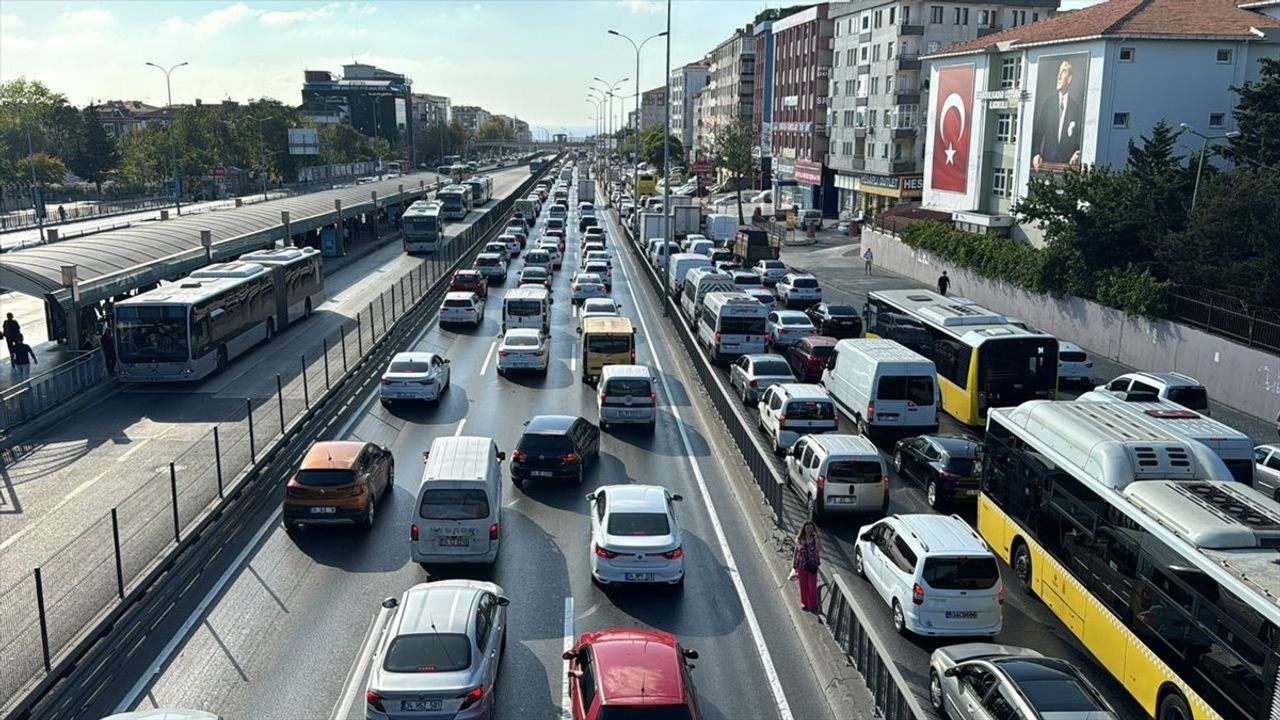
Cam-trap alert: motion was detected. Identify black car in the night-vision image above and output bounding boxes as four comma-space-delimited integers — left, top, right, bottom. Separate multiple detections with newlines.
892, 435, 982, 509
578, 215, 599, 233
805, 303, 863, 339
511, 415, 601, 487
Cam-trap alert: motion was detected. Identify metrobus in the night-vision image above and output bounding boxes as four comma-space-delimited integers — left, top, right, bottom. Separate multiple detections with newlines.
635, 171, 657, 196
402, 200, 446, 253
443, 155, 461, 166
980, 400, 1276, 720
437, 184, 473, 220
863, 289, 1058, 425
237, 247, 325, 326
461, 176, 493, 205
436, 164, 465, 183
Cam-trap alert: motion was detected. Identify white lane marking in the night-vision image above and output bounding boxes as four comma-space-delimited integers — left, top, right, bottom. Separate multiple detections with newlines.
561, 596, 574, 720
0, 466, 112, 551
478, 340, 497, 376
614, 216, 795, 720
453, 418, 467, 437
570, 353, 576, 372
331, 607, 393, 720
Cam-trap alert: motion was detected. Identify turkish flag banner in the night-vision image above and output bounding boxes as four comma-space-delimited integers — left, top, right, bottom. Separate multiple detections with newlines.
931, 65, 975, 193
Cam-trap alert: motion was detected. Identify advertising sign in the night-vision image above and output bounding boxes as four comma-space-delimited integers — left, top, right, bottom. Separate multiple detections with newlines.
1030, 53, 1088, 174
795, 161, 823, 186
930, 64, 975, 193
288, 127, 320, 156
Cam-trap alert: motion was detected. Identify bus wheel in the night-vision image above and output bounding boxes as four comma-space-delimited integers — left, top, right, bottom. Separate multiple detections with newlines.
1012, 541, 1034, 595
1157, 690, 1192, 720
303, 298, 312, 319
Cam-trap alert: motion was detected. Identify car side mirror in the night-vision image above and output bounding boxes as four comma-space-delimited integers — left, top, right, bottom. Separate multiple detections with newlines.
421, 451, 431, 463
943, 666, 960, 678
860, 532, 873, 542
381, 597, 398, 609
561, 650, 578, 661
682, 648, 699, 660
497, 596, 510, 607
671, 494, 683, 502
585, 491, 597, 501
497, 451, 507, 462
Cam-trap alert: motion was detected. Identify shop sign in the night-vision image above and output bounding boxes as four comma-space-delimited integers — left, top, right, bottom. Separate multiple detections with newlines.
795, 160, 823, 186
901, 175, 924, 192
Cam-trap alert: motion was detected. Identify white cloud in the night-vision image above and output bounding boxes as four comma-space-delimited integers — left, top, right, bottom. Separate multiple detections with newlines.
617, 0, 661, 13
348, 2, 378, 16
163, 3, 257, 35
260, 2, 338, 25
59, 8, 115, 26
0, 12, 24, 30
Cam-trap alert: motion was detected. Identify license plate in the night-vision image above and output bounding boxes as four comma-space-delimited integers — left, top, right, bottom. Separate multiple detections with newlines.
962, 489, 979, 497
827, 496, 854, 504
531, 470, 553, 477
309, 506, 336, 514
439, 537, 470, 547
945, 611, 978, 619
402, 699, 443, 712
625, 573, 655, 582
876, 413, 898, 421
619, 410, 638, 417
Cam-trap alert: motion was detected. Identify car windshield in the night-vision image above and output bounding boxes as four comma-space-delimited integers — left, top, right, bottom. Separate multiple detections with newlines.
607, 512, 670, 536
419, 489, 491, 520
444, 298, 474, 308
752, 359, 793, 376
598, 708, 694, 720
476, 256, 500, 266
527, 252, 550, 262
389, 360, 432, 373
922, 556, 999, 589
605, 378, 652, 397
522, 269, 547, 279
506, 335, 540, 348
383, 633, 472, 673
116, 305, 190, 363
296, 469, 356, 486
583, 301, 615, 313
1167, 386, 1209, 411
454, 272, 480, 283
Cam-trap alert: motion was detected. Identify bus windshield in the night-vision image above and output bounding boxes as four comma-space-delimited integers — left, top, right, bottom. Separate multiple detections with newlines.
406, 216, 437, 234
116, 305, 190, 363
978, 338, 1057, 406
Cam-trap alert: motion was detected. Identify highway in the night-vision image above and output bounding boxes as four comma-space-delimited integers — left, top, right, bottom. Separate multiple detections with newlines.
0, 166, 530, 708
115, 170, 838, 720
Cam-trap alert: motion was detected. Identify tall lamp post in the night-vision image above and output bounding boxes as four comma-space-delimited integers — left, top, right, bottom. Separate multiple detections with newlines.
1179, 123, 1241, 210
592, 76, 628, 157
606, 27, 666, 201
660, 0, 672, 315
145, 60, 189, 215
587, 92, 606, 157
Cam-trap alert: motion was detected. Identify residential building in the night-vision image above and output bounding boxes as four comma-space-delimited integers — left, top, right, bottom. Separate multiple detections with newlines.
413, 93, 451, 128
671, 60, 710, 151
452, 105, 491, 136
753, 6, 809, 191
706, 24, 757, 148
770, 4, 836, 213
300, 63, 413, 149
827, 0, 1059, 217
95, 101, 161, 139
691, 87, 712, 162
640, 86, 668, 132
510, 118, 532, 145
920, 0, 1279, 241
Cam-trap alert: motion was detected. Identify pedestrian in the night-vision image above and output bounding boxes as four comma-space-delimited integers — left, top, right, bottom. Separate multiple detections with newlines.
2, 312, 19, 358
862, 247, 874, 275
937, 270, 951, 296
101, 324, 117, 375
57, 204, 67, 222
792, 520, 822, 612
10, 333, 36, 381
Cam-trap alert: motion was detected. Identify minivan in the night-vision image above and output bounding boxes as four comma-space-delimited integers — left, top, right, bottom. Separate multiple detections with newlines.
680, 268, 734, 322
822, 339, 939, 442
503, 285, 552, 333
411, 436, 506, 567
786, 434, 888, 521
667, 253, 713, 297
578, 315, 636, 385
698, 291, 769, 362
757, 383, 840, 454
598, 365, 658, 432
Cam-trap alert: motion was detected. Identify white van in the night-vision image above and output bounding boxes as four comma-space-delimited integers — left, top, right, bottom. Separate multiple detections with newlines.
411, 436, 506, 566
681, 268, 734, 322
598, 364, 658, 432
697, 291, 769, 361
822, 339, 939, 441
786, 434, 888, 521
666, 252, 713, 296
503, 285, 552, 333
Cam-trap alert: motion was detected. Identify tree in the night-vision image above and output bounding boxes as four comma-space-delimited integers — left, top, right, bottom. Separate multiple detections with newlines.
321, 123, 370, 163
1125, 119, 1192, 255
710, 118, 755, 223
475, 117, 514, 142
0, 78, 72, 187
1226, 57, 1280, 169
640, 124, 683, 173
71, 105, 119, 193
17, 153, 69, 185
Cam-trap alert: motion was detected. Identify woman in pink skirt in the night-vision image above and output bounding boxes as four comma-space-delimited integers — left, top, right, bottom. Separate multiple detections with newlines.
793, 521, 822, 612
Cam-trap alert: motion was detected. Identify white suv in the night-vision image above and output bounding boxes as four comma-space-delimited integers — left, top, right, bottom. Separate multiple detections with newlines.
1095, 371, 1210, 416
775, 273, 822, 308
757, 383, 839, 454
853, 514, 1004, 637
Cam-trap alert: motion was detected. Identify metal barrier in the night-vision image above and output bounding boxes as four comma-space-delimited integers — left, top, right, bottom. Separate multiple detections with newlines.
0, 350, 106, 433
1169, 287, 1280, 355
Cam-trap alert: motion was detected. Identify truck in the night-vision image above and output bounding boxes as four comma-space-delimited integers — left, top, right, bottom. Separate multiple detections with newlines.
577, 179, 595, 204
706, 213, 738, 244
732, 226, 779, 265
514, 198, 537, 226
672, 205, 701, 240
640, 211, 666, 247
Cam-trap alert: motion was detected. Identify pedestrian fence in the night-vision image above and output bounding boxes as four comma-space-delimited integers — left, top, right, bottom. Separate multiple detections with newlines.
1169, 286, 1280, 356
0, 350, 108, 433
0, 184, 527, 711
0, 197, 173, 233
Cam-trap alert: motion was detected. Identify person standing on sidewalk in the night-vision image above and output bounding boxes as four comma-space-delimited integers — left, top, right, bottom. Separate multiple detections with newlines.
862, 247, 874, 275
10, 334, 36, 381
792, 521, 823, 612
3, 312, 20, 359
937, 271, 951, 296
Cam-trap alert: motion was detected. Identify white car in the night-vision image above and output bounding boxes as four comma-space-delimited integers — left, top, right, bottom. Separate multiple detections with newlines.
1057, 341, 1094, 385
580, 298, 621, 326
765, 310, 816, 349
571, 273, 608, 304
439, 291, 485, 327
522, 249, 554, 275
680, 234, 709, 252
473, 253, 508, 283
498, 233, 521, 257
712, 194, 737, 207
728, 353, 796, 404
730, 270, 763, 290
753, 259, 787, 286
380, 352, 451, 404
496, 328, 549, 376
775, 272, 822, 307
581, 248, 611, 267
537, 239, 563, 268
756, 383, 839, 454
483, 241, 511, 261
587, 484, 685, 588
583, 260, 613, 289
1095, 371, 1211, 415
743, 286, 776, 310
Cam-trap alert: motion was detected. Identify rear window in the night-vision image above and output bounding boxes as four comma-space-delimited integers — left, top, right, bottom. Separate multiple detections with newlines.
605, 377, 653, 397
419, 489, 491, 520
877, 376, 935, 406
784, 400, 836, 420
383, 633, 471, 673
548, 219, 565, 229
791, 278, 819, 288
944, 457, 978, 475
805, 345, 834, 359
507, 300, 543, 316
826, 305, 857, 316
296, 469, 355, 487
607, 512, 671, 536
922, 556, 999, 590
720, 317, 765, 335
518, 433, 572, 454
475, 256, 500, 266
753, 359, 792, 376
827, 460, 883, 484
390, 360, 432, 372
1167, 386, 1209, 411
598, 708, 694, 720
444, 299, 473, 308
454, 272, 480, 281
761, 260, 784, 269
506, 335, 540, 348
1059, 351, 1088, 362
588, 336, 633, 354
733, 274, 761, 286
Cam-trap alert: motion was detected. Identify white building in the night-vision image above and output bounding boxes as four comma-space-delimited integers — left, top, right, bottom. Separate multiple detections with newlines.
706, 24, 757, 143
671, 61, 711, 151
920, 0, 1280, 241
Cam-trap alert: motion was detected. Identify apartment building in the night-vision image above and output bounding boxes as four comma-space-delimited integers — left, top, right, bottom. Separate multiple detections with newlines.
413, 93, 451, 128
705, 25, 757, 149
827, 0, 1058, 217
640, 86, 668, 133
671, 61, 711, 152
452, 105, 491, 136
691, 87, 712, 161
770, 4, 836, 213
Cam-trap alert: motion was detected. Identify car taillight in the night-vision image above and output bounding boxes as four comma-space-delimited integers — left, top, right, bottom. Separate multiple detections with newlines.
630, 349, 636, 363
939, 470, 960, 480
459, 686, 485, 711
715, 332, 721, 343
564, 452, 578, 462
748, 379, 758, 388
379, 379, 391, 385
599, 392, 607, 402
912, 583, 925, 605
651, 392, 657, 404
663, 546, 684, 559
490, 523, 500, 540
807, 356, 821, 367
866, 403, 875, 424
777, 414, 787, 428
998, 585, 1005, 605
595, 544, 619, 559
410, 524, 419, 541
882, 474, 890, 492
366, 690, 386, 712
512, 449, 526, 462
815, 475, 825, 498
420, 379, 435, 385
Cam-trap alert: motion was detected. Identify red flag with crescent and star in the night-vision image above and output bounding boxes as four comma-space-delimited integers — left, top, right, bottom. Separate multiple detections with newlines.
931, 65, 975, 193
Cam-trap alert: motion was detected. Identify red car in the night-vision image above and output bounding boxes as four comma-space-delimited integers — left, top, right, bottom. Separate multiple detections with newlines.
564, 629, 702, 720
449, 269, 488, 298
786, 335, 838, 383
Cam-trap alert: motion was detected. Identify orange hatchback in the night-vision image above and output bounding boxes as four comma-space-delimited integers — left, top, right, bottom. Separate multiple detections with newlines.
283, 441, 394, 532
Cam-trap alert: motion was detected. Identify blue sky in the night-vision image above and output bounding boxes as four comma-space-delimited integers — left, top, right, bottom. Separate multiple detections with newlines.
0, 0, 1099, 135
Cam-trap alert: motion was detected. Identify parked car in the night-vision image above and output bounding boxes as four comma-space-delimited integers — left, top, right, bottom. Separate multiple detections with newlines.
805, 303, 863, 338
929, 644, 1117, 720
728, 353, 796, 404
283, 440, 393, 532
510, 415, 600, 488
380, 352, 451, 404
785, 335, 838, 383
563, 629, 702, 720
892, 434, 983, 509
587, 484, 684, 587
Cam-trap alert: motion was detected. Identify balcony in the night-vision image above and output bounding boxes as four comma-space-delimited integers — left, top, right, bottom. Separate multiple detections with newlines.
857, 63, 871, 75
855, 126, 867, 138
859, 31, 872, 44
892, 127, 917, 139
892, 159, 917, 173
897, 55, 921, 71
855, 96, 869, 107
899, 23, 925, 36
894, 91, 920, 105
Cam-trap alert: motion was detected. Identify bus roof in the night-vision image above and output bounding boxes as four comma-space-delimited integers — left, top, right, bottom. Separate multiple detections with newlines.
118, 263, 269, 307
869, 289, 1053, 346
505, 285, 550, 300
1074, 394, 1251, 446
581, 315, 633, 333
403, 201, 442, 217
239, 246, 320, 266
439, 184, 469, 194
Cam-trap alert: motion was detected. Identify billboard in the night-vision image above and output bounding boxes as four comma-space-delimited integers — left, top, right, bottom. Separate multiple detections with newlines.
288, 127, 320, 156
1030, 53, 1088, 174
930, 64, 975, 193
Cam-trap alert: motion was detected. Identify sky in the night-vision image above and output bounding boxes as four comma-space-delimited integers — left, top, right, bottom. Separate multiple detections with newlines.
0, 0, 1100, 136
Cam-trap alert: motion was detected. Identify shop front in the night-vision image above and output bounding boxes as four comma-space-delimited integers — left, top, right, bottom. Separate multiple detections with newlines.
834, 172, 924, 217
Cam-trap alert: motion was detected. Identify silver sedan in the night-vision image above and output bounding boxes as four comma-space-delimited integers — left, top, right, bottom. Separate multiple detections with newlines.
727, 353, 796, 404
929, 644, 1115, 720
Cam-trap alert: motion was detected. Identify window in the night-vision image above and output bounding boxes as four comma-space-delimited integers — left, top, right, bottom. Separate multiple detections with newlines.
962, 7, 969, 24
856, 108, 867, 127
576, 648, 599, 711
1113, 112, 1130, 128
1033, 12, 1039, 22
1209, 113, 1225, 128
889, 7, 896, 24
847, 79, 857, 95
873, 44, 881, 62
861, 45, 868, 62
869, 109, 877, 126
884, 110, 891, 128
996, 113, 1013, 141
889, 536, 918, 573
882, 142, 889, 158
992, 167, 1011, 198
1216, 48, 1233, 63
953, 7, 962, 25
844, 110, 856, 127
930, 5, 943, 23
927, 40, 941, 54
1000, 58, 1020, 88
834, 51, 840, 68
846, 48, 855, 65
978, 9, 990, 26
887, 41, 895, 59
1010, 9, 1027, 26
843, 141, 854, 156
862, 14, 870, 30
870, 77, 879, 95
903, 6, 910, 24
1119, 47, 1135, 62
886, 75, 893, 93
874, 9, 883, 28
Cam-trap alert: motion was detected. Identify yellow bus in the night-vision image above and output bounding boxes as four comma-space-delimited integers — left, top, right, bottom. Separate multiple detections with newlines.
981, 400, 1275, 720
863, 289, 1057, 425
635, 171, 657, 196
578, 316, 635, 385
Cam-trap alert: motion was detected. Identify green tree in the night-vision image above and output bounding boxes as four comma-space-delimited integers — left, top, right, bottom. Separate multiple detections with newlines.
1125, 119, 1192, 255
17, 152, 69, 185
640, 124, 683, 173
1226, 56, 1280, 169
320, 123, 370, 163
71, 105, 119, 193
0, 78, 72, 186
475, 117, 514, 142
710, 118, 756, 223
116, 123, 170, 186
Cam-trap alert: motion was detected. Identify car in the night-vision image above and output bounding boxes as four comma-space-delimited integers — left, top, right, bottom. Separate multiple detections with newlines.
582, 261, 613, 290
579, 215, 599, 233
583, 226, 607, 245
498, 233, 522, 257
765, 310, 817, 349
504, 223, 528, 248
283, 440, 393, 531
587, 485, 685, 587
753, 259, 787, 286
523, 249, 554, 275
680, 234, 709, 252
449, 269, 487, 299
757, 383, 839, 454
581, 250, 611, 270
364, 580, 509, 720
854, 514, 1004, 637
775, 273, 822, 308
892, 434, 983, 509
1056, 340, 1094, 385
563, 629, 702, 720
750, 189, 773, 203
712, 194, 737, 207
729, 270, 763, 290
580, 298, 621, 324
537, 239, 563, 268
1095, 371, 1210, 415
786, 434, 888, 521
928, 644, 1117, 720
805, 303, 863, 338
798, 208, 823, 229
785, 335, 838, 383
1254, 444, 1280, 500
582, 241, 606, 258
572, 273, 608, 304
380, 352, 451, 404
483, 241, 511, 261
439, 291, 485, 327
518, 266, 553, 289
728, 353, 796, 405
743, 286, 776, 310
473, 253, 508, 283
496, 328, 549, 376
510, 415, 601, 487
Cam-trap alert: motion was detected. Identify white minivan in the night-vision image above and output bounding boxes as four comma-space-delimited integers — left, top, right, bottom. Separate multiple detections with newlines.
666, 252, 713, 297
697, 291, 769, 362
680, 268, 734, 322
411, 436, 506, 566
757, 383, 840, 454
597, 364, 658, 432
502, 285, 552, 333
822, 339, 939, 442
786, 434, 888, 521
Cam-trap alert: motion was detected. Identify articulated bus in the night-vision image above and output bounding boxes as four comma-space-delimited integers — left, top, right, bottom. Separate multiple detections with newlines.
437, 184, 473, 220
402, 200, 446, 253
116, 248, 324, 381
461, 175, 493, 205
980, 400, 1277, 720
863, 289, 1058, 425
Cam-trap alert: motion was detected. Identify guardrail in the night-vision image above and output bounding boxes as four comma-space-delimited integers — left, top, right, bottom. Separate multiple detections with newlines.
1, 165, 556, 718
0, 350, 107, 433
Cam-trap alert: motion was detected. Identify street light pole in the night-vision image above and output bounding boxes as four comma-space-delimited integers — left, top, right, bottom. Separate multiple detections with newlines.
1179, 123, 1241, 210
661, 0, 672, 316
145, 61, 189, 216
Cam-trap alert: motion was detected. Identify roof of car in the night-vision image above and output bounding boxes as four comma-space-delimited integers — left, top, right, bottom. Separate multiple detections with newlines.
1058, 340, 1084, 352
476, 252, 503, 260
1131, 371, 1204, 388
524, 415, 579, 434
775, 383, 830, 400
300, 440, 367, 470
797, 336, 838, 349
775, 310, 812, 322
1259, 443, 1280, 453
504, 328, 542, 340
580, 628, 686, 705
394, 581, 493, 637
927, 435, 982, 455
892, 513, 989, 555
603, 484, 669, 512
808, 433, 878, 456
444, 291, 477, 301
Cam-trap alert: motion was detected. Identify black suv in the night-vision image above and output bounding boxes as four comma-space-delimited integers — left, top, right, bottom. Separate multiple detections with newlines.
805, 303, 864, 339
579, 215, 599, 233
511, 415, 600, 487
892, 435, 982, 510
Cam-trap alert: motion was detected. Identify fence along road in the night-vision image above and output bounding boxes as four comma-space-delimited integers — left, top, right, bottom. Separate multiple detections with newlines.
0, 165, 534, 712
